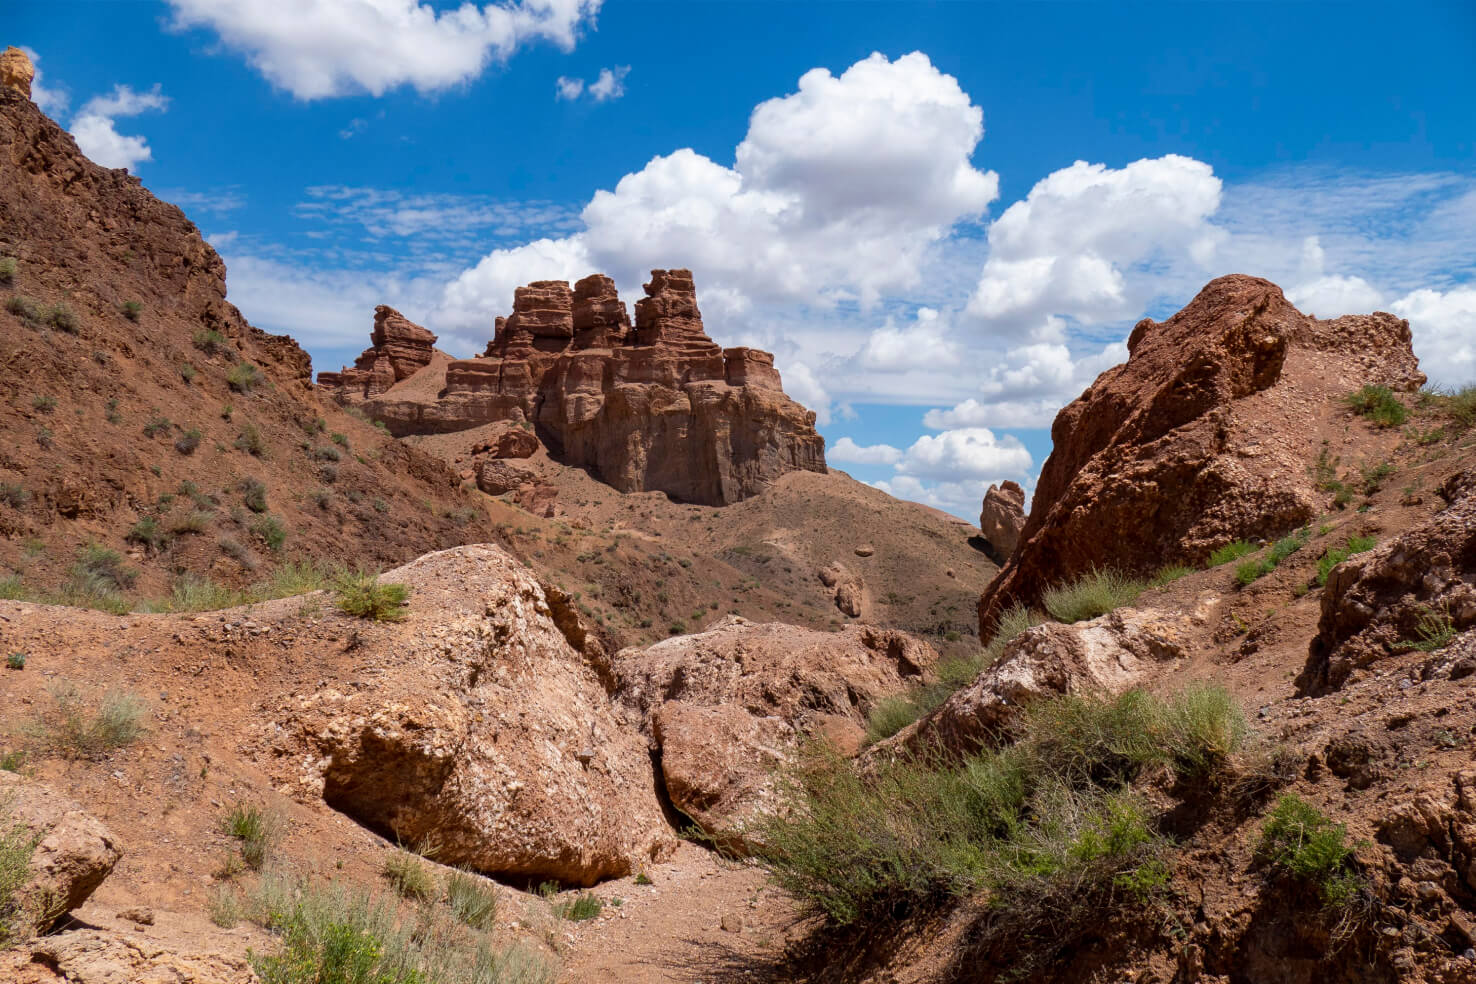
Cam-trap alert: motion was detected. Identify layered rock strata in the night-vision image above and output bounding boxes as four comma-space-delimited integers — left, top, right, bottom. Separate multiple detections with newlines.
979, 275, 1425, 634
317, 305, 437, 399
319, 270, 827, 506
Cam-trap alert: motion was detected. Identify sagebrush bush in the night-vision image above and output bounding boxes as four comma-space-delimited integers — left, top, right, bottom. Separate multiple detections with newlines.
241, 478, 269, 513
1258, 793, 1359, 906
174, 428, 202, 455
1343, 385, 1407, 427
334, 571, 410, 622
46, 303, 78, 334
223, 802, 280, 871
235, 423, 265, 457
1042, 569, 1145, 624
227, 361, 264, 393
27, 682, 148, 760
753, 686, 1245, 925
446, 870, 498, 930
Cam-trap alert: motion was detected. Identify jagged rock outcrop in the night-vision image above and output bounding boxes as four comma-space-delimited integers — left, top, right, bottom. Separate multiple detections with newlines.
979, 275, 1425, 634
0, 771, 122, 939
611, 618, 937, 847
1299, 469, 1476, 695
317, 305, 437, 399
1, 46, 33, 97
268, 544, 676, 885
476, 458, 537, 496
319, 270, 827, 505
978, 480, 1026, 563
818, 561, 866, 617
890, 607, 1196, 759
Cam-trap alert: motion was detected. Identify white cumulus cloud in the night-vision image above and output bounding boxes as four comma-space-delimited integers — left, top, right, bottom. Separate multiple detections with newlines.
166, 0, 602, 99
1390, 287, 1476, 388
829, 437, 903, 466
557, 64, 628, 102
69, 83, 169, 171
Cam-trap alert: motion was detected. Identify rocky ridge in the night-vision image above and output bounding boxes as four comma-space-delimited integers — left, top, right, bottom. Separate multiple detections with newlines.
320, 270, 828, 506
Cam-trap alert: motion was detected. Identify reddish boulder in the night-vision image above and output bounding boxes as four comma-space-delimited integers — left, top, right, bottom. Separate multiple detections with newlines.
978, 480, 1025, 563
1300, 470, 1476, 695
490, 428, 539, 459
476, 459, 536, 496
979, 275, 1425, 634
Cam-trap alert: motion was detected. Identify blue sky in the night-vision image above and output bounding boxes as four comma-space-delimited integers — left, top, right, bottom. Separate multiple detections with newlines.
14, 1, 1476, 519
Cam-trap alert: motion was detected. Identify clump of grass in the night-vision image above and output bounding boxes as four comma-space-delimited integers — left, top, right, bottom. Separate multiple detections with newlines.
446, 870, 497, 930
0, 484, 28, 509
4, 653, 23, 671
1359, 460, 1395, 495
30, 394, 55, 414
234, 423, 265, 456
126, 516, 170, 554
241, 477, 269, 513
333, 571, 410, 622
227, 361, 264, 393
0, 257, 15, 285
1313, 536, 1376, 587
162, 575, 246, 612
553, 893, 602, 921
223, 802, 280, 871
1257, 793, 1360, 907
1151, 565, 1195, 587
1042, 568, 1146, 624
208, 885, 241, 929
1, 802, 42, 949
248, 877, 554, 984
26, 682, 148, 760
174, 428, 202, 455
1343, 385, 1407, 428
1403, 605, 1456, 653
753, 685, 1246, 926
143, 415, 172, 438
1420, 384, 1476, 433
120, 300, 142, 321
1235, 529, 1309, 587
381, 849, 437, 901
251, 514, 287, 552
46, 303, 78, 334
310, 445, 342, 463
192, 329, 227, 356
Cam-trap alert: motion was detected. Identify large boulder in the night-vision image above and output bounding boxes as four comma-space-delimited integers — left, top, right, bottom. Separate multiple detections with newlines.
267, 544, 675, 886
978, 480, 1026, 563
979, 275, 1425, 633
1300, 470, 1476, 695
611, 617, 937, 846
0, 771, 121, 940
22, 931, 255, 984
890, 608, 1197, 759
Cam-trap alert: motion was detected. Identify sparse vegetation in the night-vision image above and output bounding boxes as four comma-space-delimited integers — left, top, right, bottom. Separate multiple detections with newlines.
192, 329, 228, 356
30, 393, 55, 414
1235, 528, 1309, 586
1042, 568, 1145, 624
223, 802, 280, 871
47, 302, 79, 334
208, 885, 242, 929
0, 484, 29, 509
446, 870, 498, 930
180, 363, 196, 384
1343, 384, 1408, 428
4, 653, 23, 671
0, 257, 15, 285
333, 570, 411, 622
1313, 536, 1376, 587
756, 686, 1246, 926
241, 477, 269, 513
26, 682, 148, 760
554, 892, 603, 921
1, 801, 41, 949
227, 361, 264, 393
1209, 541, 1257, 566
251, 514, 287, 552
381, 849, 437, 901
1403, 605, 1456, 653
235, 423, 265, 456
143, 415, 172, 438
126, 516, 170, 554
1420, 384, 1476, 433
121, 300, 142, 321
174, 428, 202, 455
1257, 793, 1360, 907
1151, 564, 1195, 586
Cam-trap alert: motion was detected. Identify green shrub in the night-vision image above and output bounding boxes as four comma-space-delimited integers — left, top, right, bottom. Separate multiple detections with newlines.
71, 543, 138, 597
1, 803, 41, 949
227, 361, 264, 393
30, 394, 55, 413
333, 571, 410, 622
554, 893, 602, 921
126, 516, 170, 554
223, 802, 280, 871
0, 750, 25, 772
121, 300, 142, 321
235, 423, 265, 456
381, 849, 437, 901
169, 510, 213, 535
193, 329, 227, 356
1151, 565, 1195, 587
180, 363, 196, 384
331, 432, 349, 448
241, 478, 269, 513
311, 445, 342, 463
0, 257, 15, 285
1314, 536, 1376, 587
26, 683, 148, 760
4, 652, 23, 671
143, 415, 172, 438
1404, 606, 1455, 653
174, 428, 202, 455
0, 484, 30, 508
865, 696, 928, 745
1421, 384, 1476, 433
208, 885, 241, 929
1258, 794, 1359, 906
752, 686, 1244, 925
46, 303, 78, 334
446, 870, 497, 930
1042, 568, 1145, 624
251, 515, 287, 552
1343, 385, 1407, 427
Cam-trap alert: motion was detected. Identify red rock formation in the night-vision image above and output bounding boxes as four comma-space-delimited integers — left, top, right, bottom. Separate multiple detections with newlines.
318, 306, 436, 400
979, 275, 1425, 634
320, 269, 827, 505
978, 480, 1025, 563
1, 46, 34, 98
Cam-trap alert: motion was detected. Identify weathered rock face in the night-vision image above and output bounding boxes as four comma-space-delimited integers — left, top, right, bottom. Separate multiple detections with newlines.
979, 275, 1425, 633
0, 771, 122, 939
1300, 470, 1476, 695
978, 480, 1026, 563
890, 607, 1196, 759
319, 270, 827, 505
317, 306, 437, 399
818, 561, 866, 617
1, 47, 34, 98
611, 617, 936, 846
268, 545, 675, 885
475, 458, 537, 496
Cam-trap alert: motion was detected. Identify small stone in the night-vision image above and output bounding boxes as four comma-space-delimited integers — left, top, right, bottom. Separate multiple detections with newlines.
853, 545, 874, 557
720, 913, 744, 933
118, 906, 154, 926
